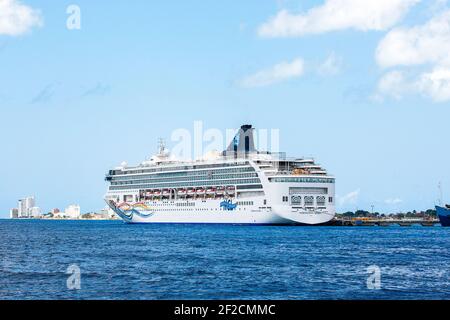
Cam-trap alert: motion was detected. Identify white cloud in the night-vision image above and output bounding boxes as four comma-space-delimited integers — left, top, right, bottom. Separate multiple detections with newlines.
337, 189, 360, 207
376, 10, 450, 68
417, 66, 450, 102
238, 58, 304, 88
258, 0, 419, 38
385, 198, 403, 205
375, 66, 450, 102
375, 67, 450, 102
376, 70, 410, 100
0, 0, 43, 36
318, 52, 342, 76
375, 10, 450, 102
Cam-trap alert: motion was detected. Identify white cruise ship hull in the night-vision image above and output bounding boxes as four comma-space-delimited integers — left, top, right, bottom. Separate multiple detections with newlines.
107, 199, 334, 225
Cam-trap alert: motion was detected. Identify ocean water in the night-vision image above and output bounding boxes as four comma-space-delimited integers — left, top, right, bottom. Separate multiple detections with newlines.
0, 219, 449, 300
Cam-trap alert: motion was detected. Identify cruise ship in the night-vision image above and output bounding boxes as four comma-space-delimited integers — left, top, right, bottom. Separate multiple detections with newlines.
104, 125, 335, 225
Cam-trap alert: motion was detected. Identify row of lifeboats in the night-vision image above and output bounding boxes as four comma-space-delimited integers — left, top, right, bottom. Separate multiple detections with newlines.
141, 186, 236, 197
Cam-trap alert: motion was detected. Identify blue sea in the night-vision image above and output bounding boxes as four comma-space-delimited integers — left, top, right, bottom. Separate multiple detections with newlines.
0, 219, 449, 300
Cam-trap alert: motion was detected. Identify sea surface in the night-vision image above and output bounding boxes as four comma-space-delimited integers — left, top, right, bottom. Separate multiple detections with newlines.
0, 219, 449, 300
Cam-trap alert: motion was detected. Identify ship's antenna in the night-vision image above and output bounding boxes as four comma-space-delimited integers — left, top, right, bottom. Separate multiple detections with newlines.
158, 138, 166, 155
438, 181, 443, 206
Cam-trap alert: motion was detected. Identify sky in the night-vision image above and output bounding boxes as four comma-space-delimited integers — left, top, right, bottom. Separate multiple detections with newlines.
0, 0, 449, 217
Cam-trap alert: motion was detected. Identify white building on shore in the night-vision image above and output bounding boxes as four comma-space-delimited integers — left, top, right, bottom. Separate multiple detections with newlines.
29, 207, 42, 218
9, 208, 18, 219
15, 196, 41, 218
63, 204, 81, 219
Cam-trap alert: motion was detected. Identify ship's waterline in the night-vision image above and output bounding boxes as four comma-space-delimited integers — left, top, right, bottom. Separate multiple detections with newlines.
105, 124, 335, 225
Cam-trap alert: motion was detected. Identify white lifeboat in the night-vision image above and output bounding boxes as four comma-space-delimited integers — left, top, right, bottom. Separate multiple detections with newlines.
216, 186, 225, 195
226, 186, 235, 194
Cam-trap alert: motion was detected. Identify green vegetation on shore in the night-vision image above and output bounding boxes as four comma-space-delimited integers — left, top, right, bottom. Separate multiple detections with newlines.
337, 209, 437, 219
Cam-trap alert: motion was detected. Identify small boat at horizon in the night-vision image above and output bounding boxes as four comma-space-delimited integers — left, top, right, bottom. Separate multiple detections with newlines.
436, 205, 450, 227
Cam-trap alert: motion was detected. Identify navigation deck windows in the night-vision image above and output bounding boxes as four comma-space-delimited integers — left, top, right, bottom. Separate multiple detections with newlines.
289, 187, 327, 194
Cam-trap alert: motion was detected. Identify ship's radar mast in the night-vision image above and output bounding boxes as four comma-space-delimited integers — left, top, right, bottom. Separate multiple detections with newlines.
158, 138, 166, 156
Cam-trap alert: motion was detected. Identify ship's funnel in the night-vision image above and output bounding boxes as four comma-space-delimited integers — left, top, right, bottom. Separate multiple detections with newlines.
223, 124, 256, 157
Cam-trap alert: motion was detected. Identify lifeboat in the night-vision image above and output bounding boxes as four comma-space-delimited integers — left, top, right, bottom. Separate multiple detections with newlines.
153, 190, 161, 196
145, 191, 153, 197
162, 189, 170, 196
216, 187, 225, 195
187, 188, 195, 195
196, 188, 205, 195
178, 189, 187, 196
206, 187, 216, 194
226, 186, 235, 194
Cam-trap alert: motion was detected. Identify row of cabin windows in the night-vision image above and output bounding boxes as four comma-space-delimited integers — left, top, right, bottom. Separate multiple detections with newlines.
150, 207, 258, 212
236, 201, 254, 206
110, 162, 251, 176
111, 173, 258, 185
271, 177, 335, 184
109, 178, 261, 190
176, 202, 195, 207
111, 167, 256, 180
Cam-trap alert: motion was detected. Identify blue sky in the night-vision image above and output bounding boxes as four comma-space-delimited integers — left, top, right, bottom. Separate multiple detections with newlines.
0, 0, 449, 216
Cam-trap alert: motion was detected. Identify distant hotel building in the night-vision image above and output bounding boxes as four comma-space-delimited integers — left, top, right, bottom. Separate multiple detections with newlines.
28, 207, 42, 217
64, 204, 81, 219
12, 196, 42, 219
9, 208, 18, 219
18, 196, 35, 218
